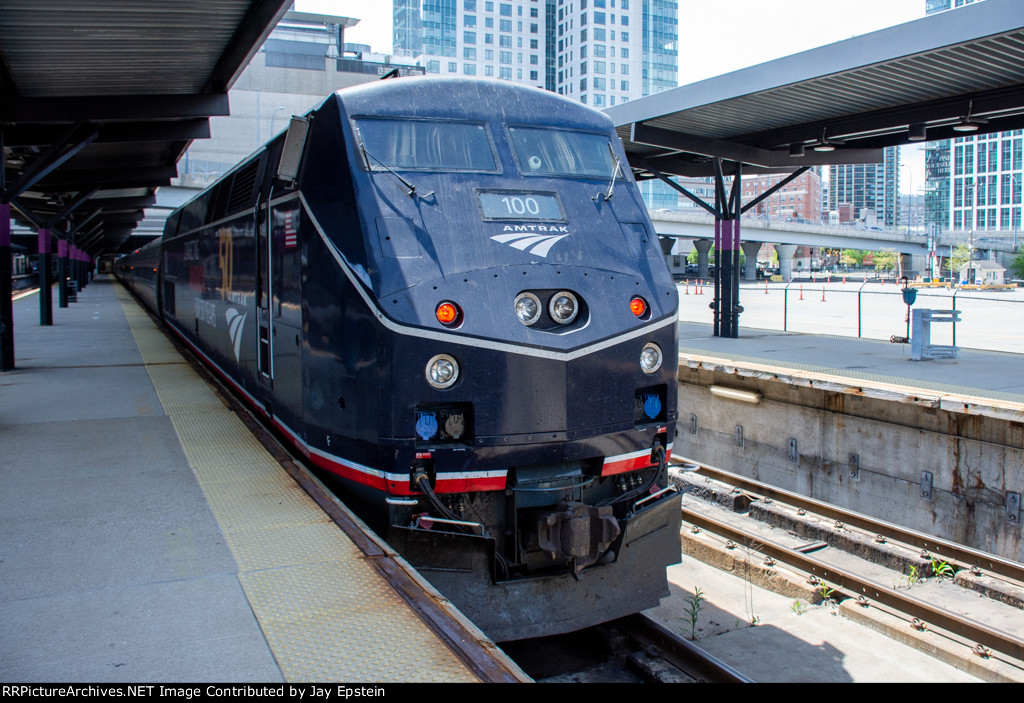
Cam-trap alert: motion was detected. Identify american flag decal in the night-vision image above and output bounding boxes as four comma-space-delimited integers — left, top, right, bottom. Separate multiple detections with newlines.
284, 212, 298, 248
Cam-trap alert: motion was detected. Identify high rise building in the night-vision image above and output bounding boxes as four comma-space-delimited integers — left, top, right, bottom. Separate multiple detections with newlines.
828, 148, 900, 228
392, 1, 678, 105
924, 0, 1022, 235
393, 0, 425, 56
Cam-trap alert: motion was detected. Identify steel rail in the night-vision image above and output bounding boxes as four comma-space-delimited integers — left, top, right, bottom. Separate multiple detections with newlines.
683, 507, 1024, 663
614, 613, 754, 683
673, 458, 1024, 586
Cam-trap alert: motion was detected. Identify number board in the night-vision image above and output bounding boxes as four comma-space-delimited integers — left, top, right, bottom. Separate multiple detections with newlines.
476, 190, 565, 221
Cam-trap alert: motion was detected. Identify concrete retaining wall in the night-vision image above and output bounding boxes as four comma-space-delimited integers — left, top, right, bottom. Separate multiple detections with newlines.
675, 362, 1024, 563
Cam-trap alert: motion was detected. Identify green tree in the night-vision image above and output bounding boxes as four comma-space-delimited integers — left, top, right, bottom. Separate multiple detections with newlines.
841, 249, 867, 266
874, 250, 897, 271
947, 242, 972, 275
1011, 251, 1024, 280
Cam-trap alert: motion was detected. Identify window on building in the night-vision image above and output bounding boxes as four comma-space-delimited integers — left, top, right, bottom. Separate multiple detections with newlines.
464, 15, 476, 27
464, 63, 477, 75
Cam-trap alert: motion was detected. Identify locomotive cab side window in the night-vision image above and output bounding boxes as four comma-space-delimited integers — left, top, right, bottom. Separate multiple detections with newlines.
507, 126, 618, 179
354, 118, 498, 172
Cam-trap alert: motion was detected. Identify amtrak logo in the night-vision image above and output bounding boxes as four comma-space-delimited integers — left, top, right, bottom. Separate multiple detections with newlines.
225, 308, 247, 362
491, 225, 571, 258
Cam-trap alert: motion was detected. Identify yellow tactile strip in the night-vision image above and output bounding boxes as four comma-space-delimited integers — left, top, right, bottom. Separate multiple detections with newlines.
114, 284, 477, 683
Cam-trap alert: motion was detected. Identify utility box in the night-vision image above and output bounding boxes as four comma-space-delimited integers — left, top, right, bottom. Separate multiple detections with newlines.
910, 309, 960, 361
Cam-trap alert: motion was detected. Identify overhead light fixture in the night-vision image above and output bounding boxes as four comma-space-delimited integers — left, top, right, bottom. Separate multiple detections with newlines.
953, 118, 979, 133
709, 385, 763, 404
789, 142, 806, 157
908, 123, 927, 141
812, 127, 844, 153
952, 100, 988, 133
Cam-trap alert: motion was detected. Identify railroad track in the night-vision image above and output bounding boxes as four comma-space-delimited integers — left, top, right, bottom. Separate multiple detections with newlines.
611, 614, 753, 683
501, 613, 753, 683
671, 458, 1024, 674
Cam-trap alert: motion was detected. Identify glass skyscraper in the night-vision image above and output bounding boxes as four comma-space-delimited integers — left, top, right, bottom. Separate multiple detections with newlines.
924, 0, 1022, 234
392, 0, 679, 105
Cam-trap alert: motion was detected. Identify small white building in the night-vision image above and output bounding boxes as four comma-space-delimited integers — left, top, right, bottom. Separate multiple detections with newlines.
960, 259, 1006, 285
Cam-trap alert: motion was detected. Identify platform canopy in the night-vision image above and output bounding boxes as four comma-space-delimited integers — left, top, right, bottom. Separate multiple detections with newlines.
606, 0, 1024, 179
0, 0, 293, 255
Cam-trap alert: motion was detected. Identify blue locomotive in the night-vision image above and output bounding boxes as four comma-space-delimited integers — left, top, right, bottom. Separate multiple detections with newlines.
119, 77, 680, 642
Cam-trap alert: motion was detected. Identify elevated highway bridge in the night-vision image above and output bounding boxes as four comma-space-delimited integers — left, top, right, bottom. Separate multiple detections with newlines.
648, 209, 1019, 279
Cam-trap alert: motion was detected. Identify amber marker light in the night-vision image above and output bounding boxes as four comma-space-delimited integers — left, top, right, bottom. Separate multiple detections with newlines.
630, 297, 647, 317
435, 301, 461, 327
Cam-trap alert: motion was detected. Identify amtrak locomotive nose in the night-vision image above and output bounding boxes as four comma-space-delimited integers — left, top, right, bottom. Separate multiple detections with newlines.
119, 76, 681, 642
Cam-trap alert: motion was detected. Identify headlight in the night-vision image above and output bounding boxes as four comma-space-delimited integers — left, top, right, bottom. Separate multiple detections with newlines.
426, 354, 460, 389
549, 291, 579, 325
640, 343, 663, 374
514, 292, 542, 326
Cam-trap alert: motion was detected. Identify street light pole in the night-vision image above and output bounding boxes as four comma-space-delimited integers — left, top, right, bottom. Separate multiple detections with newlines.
269, 106, 286, 141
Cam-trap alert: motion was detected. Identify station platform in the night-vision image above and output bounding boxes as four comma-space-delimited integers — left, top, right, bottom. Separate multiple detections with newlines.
676, 322, 1024, 416
0, 277, 526, 683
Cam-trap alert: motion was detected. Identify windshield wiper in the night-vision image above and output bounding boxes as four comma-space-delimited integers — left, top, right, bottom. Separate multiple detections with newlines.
594, 143, 622, 202
357, 128, 434, 199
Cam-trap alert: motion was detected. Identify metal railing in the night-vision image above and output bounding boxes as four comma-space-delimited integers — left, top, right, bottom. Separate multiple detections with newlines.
678, 279, 1024, 354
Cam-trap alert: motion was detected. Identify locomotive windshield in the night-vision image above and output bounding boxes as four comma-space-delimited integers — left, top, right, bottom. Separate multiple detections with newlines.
355, 118, 497, 172
508, 127, 617, 178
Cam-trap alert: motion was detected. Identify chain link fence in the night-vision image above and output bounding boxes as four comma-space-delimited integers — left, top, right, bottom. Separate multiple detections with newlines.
676, 279, 1024, 354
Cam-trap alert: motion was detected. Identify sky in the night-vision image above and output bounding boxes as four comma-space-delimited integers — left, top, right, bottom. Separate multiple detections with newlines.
293, 0, 933, 193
